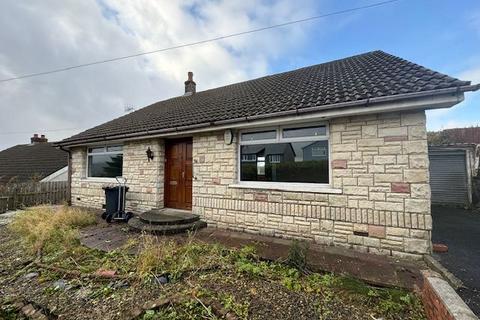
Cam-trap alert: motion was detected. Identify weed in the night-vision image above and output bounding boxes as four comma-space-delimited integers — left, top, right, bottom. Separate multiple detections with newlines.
237, 244, 257, 259
315, 288, 335, 320
286, 239, 308, 271
281, 268, 302, 291
305, 273, 339, 292
89, 283, 116, 299
0, 301, 21, 320
219, 293, 249, 319
141, 300, 218, 320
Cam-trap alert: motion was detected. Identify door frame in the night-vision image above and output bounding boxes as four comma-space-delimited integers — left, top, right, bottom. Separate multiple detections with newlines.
164, 138, 193, 210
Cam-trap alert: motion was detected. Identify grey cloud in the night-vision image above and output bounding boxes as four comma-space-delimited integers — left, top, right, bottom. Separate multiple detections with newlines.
0, 0, 319, 150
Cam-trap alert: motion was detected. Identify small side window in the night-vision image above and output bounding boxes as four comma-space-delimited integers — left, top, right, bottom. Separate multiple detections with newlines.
241, 130, 276, 142
282, 126, 326, 139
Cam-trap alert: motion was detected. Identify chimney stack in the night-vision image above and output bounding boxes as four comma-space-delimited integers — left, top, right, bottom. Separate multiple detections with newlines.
184, 71, 196, 95
31, 133, 48, 144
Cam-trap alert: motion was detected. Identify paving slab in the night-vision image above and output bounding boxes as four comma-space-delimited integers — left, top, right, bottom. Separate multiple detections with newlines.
0, 210, 24, 226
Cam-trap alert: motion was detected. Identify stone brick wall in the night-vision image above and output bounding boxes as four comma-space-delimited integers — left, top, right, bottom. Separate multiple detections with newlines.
69, 110, 432, 258
71, 139, 164, 213
192, 111, 432, 259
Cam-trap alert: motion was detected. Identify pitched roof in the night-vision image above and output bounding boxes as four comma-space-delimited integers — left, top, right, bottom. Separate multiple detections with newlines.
441, 127, 480, 145
59, 50, 478, 146
0, 143, 68, 184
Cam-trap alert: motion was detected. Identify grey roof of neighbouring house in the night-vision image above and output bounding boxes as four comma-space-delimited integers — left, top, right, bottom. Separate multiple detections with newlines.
0, 143, 68, 184
58, 50, 479, 146
242, 143, 296, 157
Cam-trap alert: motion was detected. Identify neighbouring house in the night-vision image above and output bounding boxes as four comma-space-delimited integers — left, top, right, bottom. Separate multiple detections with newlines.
57, 51, 479, 259
428, 126, 480, 145
0, 134, 68, 185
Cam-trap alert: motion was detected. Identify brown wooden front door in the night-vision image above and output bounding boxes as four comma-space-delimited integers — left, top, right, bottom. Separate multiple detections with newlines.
164, 139, 192, 210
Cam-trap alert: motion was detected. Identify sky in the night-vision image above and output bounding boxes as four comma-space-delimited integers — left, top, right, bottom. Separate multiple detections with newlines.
0, 0, 479, 151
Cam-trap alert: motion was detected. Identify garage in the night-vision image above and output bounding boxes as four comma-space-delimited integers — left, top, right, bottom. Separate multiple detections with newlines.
429, 146, 475, 207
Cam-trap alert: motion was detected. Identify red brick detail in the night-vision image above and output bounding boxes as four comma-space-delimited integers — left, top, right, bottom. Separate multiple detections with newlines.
368, 225, 386, 239
432, 243, 449, 253
212, 177, 221, 185
421, 275, 455, 320
391, 182, 410, 193
332, 159, 347, 169
384, 135, 408, 142
254, 193, 268, 202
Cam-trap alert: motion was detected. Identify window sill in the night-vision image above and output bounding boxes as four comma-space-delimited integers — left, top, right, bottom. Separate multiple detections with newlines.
228, 183, 342, 194
81, 177, 121, 183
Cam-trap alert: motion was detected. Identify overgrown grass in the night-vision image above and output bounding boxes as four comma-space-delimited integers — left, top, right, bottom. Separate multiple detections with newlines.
9, 205, 96, 254
136, 234, 229, 280
7, 206, 426, 319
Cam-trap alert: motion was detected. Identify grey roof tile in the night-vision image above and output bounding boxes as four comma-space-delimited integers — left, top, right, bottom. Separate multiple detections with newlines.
59, 50, 472, 145
0, 143, 68, 184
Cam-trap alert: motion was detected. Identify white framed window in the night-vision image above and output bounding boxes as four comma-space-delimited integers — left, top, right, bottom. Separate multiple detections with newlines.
87, 145, 123, 178
239, 123, 329, 185
241, 154, 257, 162
268, 154, 282, 163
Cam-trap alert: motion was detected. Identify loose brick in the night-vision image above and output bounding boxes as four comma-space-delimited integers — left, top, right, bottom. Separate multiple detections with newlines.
432, 243, 448, 253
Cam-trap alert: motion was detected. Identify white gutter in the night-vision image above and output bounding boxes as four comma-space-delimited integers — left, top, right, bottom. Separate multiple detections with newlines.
58, 85, 477, 148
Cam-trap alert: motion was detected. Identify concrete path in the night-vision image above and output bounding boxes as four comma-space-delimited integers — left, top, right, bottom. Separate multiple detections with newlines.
0, 210, 22, 226
432, 205, 480, 316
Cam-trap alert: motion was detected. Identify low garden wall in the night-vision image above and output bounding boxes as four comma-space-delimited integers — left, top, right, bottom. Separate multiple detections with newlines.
420, 270, 477, 320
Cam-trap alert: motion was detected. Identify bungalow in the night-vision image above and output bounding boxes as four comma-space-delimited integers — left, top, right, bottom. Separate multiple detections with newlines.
0, 134, 68, 184
57, 51, 479, 259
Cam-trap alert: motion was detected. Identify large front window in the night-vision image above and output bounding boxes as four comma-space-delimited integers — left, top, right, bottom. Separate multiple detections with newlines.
87, 145, 123, 178
239, 124, 329, 184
